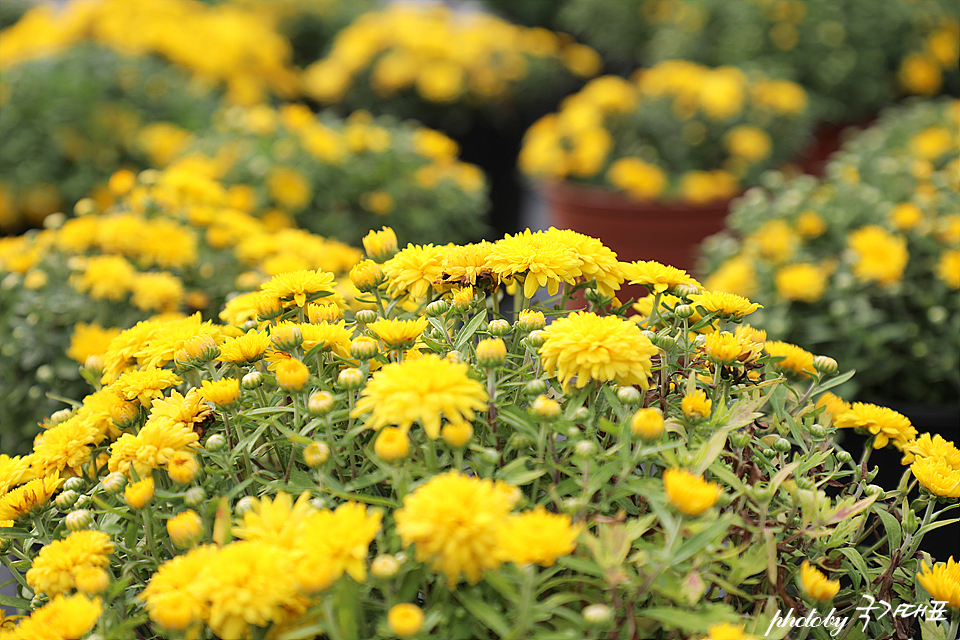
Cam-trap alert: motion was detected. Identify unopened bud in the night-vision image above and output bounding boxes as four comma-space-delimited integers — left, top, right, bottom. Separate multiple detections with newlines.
574, 441, 596, 458
524, 379, 548, 397
65, 509, 93, 531
487, 319, 510, 336
582, 604, 614, 626
101, 472, 127, 495
303, 442, 330, 468
184, 487, 207, 507
349, 260, 386, 293
531, 395, 561, 420
525, 330, 546, 348
476, 337, 507, 368
424, 300, 449, 317
270, 324, 304, 352
902, 508, 919, 534
350, 336, 379, 360
63, 477, 85, 492
674, 304, 695, 319
729, 430, 751, 448
813, 355, 839, 377
616, 386, 641, 405
772, 437, 792, 453
836, 451, 853, 464
371, 554, 401, 578
235, 496, 258, 515
673, 283, 700, 298
337, 367, 365, 390
571, 406, 590, 422
516, 310, 545, 332
49, 408, 73, 425
241, 370, 263, 390
55, 490, 79, 510
355, 309, 378, 325
808, 423, 827, 439
864, 484, 884, 498
307, 390, 335, 416
205, 434, 227, 452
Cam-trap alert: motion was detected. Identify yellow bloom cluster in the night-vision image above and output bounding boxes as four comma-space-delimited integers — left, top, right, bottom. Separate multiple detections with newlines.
303, 2, 601, 106
0, 0, 299, 104
519, 61, 810, 202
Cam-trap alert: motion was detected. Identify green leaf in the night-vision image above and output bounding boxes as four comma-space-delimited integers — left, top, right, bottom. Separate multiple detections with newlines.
837, 547, 870, 590
919, 617, 948, 640
813, 368, 857, 395
454, 311, 487, 351
874, 507, 902, 550
916, 516, 960, 537
641, 604, 739, 633
672, 517, 734, 565
0, 593, 30, 608
694, 426, 731, 475
455, 590, 511, 637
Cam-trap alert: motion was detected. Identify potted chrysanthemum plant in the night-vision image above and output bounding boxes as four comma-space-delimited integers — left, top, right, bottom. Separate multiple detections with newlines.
1, 223, 958, 640
519, 61, 813, 275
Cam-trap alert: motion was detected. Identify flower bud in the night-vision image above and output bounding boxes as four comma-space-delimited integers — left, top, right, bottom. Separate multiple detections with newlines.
0, 537, 11, 554
516, 310, 545, 332
796, 477, 815, 490
523, 379, 548, 397
205, 434, 227, 452
174, 334, 220, 369
582, 603, 614, 626
761, 448, 777, 458
476, 337, 507, 369
30, 594, 48, 610
167, 509, 203, 548
813, 355, 839, 377
574, 441, 597, 458
374, 427, 409, 462
309, 497, 329, 510
571, 406, 590, 422
303, 442, 330, 468
525, 330, 546, 348
673, 283, 700, 298
63, 477, 85, 492
651, 333, 676, 350
751, 484, 774, 503
350, 336, 380, 360
388, 603, 425, 638
101, 472, 127, 495
337, 367, 365, 390
349, 259, 386, 293
728, 430, 751, 448
424, 299, 449, 317
241, 370, 263, 390
902, 508, 920, 534
109, 402, 139, 431
772, 437, 792, 453
441, 422, 473, 448
631, 408, 664, 441
307, 302, 342, 323
124, 478, 154, 509
49, 408, 73, 425
617, 386, 641, 405
55, 490, 79, 510
836, 451, 853, 464
480, 448, 500, 465
235, 496, 258, 515
184, 487, 207, 507
864, 484, 884, 498
508, 433, 530, 448
307, 390, 335, 416
487, 319, 510, 336
255, 293, 283, 322
362, 226, 398, 262
673, 304, 696, 319
371, 554, 401, 578
531, 395, 561, 420
271, 324, 304, 352
354, 309, 378, 325
83, 354, 104, 380
276, 358, 310, 391
808, 423, 827, 439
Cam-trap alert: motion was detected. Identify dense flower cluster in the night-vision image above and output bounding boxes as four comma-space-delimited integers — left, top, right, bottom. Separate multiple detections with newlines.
302, 1, 602, 116
1, 221, 955, 639
519, 61, 813, 203
701, 97, 960, 403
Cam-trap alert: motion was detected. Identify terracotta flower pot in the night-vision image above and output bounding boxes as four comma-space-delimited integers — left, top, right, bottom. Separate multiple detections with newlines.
540, 181, 734, 296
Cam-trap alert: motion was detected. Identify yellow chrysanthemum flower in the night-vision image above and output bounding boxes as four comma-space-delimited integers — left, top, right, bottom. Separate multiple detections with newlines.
125, 477, 155, 509
66, 322, 121, 365
167, 510, 204, 548
798, 561, 840, 601
295, 502, 382, 591
29, 416, 100, 479
834, 403, 917, 450
682, 388, 713, 420
764, 341, 816, 378
140, 545, 218, 632
623, 260, 700, 295
26, 530, 114, 597
0, 454, 34, 495
688, 290, 762, 319
275, 358, 311, 391
131, 271, 185, 313
917, 558, 960, 610
487, 230, 584, 299
260, 269, 336, 307
395, 471, 516, 586
368, 317, 430, 351
748, 219, 798, 264
847, 225, 909, 286
706, 622, 760, 640
296, 321, 352, 358
816, 392, 851, 426
352, 354, 487, 439
233, 492, 317, 550
388, 603, 425, 638
662, 468, 721, 516
704, 255, 757, 299
911, 457, 960, 498
71, 254, 136, 300
539, 311, 657, 390
382, 243, 446, 301
701, 331, 758, 366
217, 330, 272, 365
631, 407, 665, 440
544, 228, 625, 298
774, 263, 827, 302
198, 378, 240, 408
901, 433, 960, 468
937, 248, 960, 289
219, 291, 263, 327
362, 226, 399, 262
6, 594, 102, 640
0, 473, 64, 521
497, 507, 581, 567
435, 241, 497, 290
